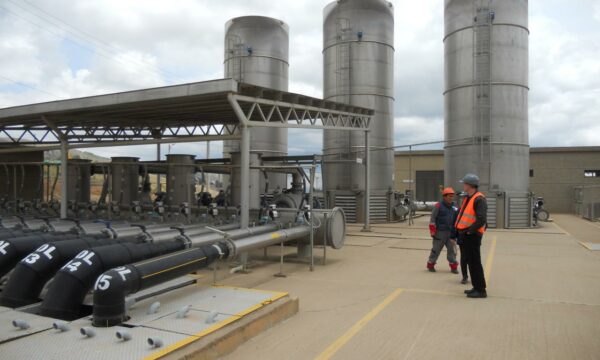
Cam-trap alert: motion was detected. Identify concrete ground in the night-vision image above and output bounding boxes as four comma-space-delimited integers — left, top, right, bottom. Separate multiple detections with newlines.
208, 213, 600, 360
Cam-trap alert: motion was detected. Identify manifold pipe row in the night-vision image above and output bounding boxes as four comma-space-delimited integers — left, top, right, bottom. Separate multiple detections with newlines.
0, 221, 136, 278
0, 234, 143, 308
41, 223, 279, 321
0, 222, 241, 309
92, 225, 310, 327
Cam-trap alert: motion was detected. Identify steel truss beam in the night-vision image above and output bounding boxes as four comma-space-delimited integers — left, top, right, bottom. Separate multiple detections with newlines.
0, 123, 239, 145
230, 94, 371, 131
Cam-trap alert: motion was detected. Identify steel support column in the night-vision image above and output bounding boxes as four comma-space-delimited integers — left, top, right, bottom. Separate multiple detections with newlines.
60, 140, 68, 219
239, 124, 250, 229
362, 130, 371, 232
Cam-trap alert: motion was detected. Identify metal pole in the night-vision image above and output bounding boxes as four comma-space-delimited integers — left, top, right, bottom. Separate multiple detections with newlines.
322, 212, 328, 265
60, 140, 68, 219
240, 124, 250, 228
362, 130, 371, 232
309, 161, 316, 271
239, 124, 250, 271
408, 145, 413, 197
156, 144, 161, 192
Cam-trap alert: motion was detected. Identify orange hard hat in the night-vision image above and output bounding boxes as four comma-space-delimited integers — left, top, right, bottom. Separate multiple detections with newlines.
442, 187, 455, 196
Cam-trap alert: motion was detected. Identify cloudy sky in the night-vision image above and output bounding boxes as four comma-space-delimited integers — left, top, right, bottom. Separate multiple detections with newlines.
0, 0, 599, 160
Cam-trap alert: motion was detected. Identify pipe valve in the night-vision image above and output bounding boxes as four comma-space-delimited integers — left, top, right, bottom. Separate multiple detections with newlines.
208, 203, 219, 217
130, 201, 142, 214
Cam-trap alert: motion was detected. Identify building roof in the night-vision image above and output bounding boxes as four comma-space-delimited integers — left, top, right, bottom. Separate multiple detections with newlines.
0, 78, 373, 146
394, 146, 600, 156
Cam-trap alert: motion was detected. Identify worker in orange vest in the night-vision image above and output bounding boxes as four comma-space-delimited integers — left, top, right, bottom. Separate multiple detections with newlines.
427, 187, 459, 273
455, 173, 488, 298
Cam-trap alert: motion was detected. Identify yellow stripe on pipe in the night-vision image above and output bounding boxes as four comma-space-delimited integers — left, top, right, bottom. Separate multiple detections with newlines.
314, 288, 404, 360
484, 236, 497, 283
141, 257, 206, 279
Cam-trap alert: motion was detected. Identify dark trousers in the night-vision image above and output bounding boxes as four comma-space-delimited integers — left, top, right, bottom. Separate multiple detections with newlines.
458, 244, 468, 279
462, 233, 486, 291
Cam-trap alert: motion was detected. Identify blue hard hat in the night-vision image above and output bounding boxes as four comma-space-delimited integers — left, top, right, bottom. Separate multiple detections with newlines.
460, 173, 480, 187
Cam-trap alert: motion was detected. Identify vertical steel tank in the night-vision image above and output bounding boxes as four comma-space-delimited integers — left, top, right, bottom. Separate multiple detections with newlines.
322, 0, 395, 193
444, 0, 529, 193
166, 154, 196, 206
110, 157, 140, 206
223, 16, 289, 206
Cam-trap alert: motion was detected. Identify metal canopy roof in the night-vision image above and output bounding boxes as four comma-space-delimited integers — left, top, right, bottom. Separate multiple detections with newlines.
0, 78, 373, 146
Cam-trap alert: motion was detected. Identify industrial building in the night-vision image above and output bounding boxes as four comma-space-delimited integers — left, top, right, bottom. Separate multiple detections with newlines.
394, 146, 600, 214
0, 0, 598, 359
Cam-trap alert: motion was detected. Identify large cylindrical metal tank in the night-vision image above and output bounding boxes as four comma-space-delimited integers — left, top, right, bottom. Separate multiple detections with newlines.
322, 0, 395, 192
66, 159, 91, 204
444, 0, 529, 193
166, 154, 196, 206
110, 157, 140, 206
223, 16, 289, 206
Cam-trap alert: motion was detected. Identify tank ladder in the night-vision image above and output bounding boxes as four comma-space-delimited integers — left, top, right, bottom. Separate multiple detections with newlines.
335, 18, 352, 103
472, 0, 494, 190
226, 35, 244, 83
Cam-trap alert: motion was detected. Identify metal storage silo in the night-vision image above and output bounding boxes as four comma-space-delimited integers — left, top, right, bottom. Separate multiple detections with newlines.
322, 0, 395, 222
444, 0, 530, 227
223, 16, 289, 207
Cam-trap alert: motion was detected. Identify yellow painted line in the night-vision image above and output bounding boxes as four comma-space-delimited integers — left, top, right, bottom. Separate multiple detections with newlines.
552, 221, 571, 236
141, 257, 206, 279
212, 284, 287, 295
484, 236, 497, 283
144, 288, 289, 360
314, 288, 404, 360
579, 220, 600, 230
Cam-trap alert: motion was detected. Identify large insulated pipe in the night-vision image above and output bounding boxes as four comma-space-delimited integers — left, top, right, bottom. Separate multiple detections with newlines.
322, 0, 395, 194
39, 240, 187, 320
232, 226, 311, 255
0, 229, 28, 240
93, 244, 229, 326
110, 157, 140, 206
91, 225, 316, 327
165, 154, 196, 206
223, 16, 289, 206
0, 235, 142, 307
0, 233, 82, 277
182, 223, 279, 247
39, 224, 274, 320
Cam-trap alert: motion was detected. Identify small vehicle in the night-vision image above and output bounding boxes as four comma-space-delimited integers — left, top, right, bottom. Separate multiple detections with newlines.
533, 197, 549, 225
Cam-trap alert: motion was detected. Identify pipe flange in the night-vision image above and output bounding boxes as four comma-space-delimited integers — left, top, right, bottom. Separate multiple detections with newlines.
176, 235, 193, 249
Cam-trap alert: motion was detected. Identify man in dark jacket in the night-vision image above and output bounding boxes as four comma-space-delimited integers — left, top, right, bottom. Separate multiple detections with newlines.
427, 187, 459, 273
455, 173, 488, 298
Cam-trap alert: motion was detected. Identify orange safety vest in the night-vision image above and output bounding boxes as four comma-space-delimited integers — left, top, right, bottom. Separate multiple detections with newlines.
455, 192, 486, 235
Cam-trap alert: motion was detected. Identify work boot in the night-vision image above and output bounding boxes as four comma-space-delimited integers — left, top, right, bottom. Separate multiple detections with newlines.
451, 268, 459, 274
449, 262, 459, 274
461, 277, 469, 284
428, 267, 436, 272
464, 288, 475, 294
427, 262, 436, 272
466, 290, 487, 298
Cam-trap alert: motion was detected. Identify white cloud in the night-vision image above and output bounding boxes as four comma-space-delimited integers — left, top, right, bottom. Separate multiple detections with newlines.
0, 0, 599, 161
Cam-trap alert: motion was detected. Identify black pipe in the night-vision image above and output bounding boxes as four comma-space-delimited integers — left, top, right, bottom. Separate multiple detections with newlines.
93, 242, 229, 327
0, 233, 81, 277
39, 240, 186, 320
0, 235, 137, 308
0, 229, 27, 240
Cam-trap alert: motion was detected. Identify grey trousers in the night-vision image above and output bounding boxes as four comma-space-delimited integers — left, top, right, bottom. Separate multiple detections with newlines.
428, 231, 457, 264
